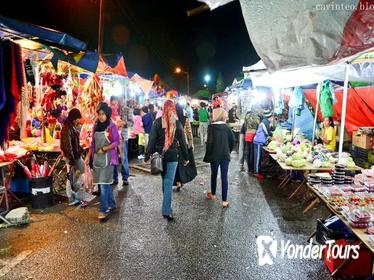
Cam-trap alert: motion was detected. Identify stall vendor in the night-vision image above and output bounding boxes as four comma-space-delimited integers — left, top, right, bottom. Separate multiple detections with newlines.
320, 117, 336, 152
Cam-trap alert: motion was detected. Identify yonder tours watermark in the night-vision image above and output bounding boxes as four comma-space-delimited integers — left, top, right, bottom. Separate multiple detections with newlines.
256, 235, 360, 266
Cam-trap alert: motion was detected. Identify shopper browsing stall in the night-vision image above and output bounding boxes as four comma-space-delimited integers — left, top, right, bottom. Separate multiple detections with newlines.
60, 108, 86, 206
253, 109, 273, 180
243, 108, 260, 174
85, 102, 120, 221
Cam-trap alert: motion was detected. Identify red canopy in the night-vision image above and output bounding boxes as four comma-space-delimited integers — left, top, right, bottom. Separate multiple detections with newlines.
304, 86, 374, 135
97, 56, 128, 77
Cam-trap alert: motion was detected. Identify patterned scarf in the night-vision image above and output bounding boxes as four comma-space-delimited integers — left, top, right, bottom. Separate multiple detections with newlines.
162, 100, 178, 152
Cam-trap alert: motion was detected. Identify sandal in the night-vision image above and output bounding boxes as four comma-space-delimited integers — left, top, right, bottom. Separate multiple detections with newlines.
98, 212, 108, 220
206, 192, 216, 200
222, 201, 230, 208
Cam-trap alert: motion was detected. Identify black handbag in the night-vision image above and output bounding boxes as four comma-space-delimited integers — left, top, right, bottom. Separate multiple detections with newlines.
150, 152, 164, 175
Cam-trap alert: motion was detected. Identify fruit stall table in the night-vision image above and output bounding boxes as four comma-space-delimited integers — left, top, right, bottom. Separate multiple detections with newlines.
270, 153, 333, 198
269, 154, 361, 200
307, 183, 374, 276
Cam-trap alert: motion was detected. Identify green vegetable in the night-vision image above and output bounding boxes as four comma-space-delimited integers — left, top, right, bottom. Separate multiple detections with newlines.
291, 153, 303, 161
285, 158, 293, 166
292, 159, 306, 168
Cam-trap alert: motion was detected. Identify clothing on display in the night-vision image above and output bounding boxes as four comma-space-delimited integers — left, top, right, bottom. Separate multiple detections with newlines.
319, 80, 335, 118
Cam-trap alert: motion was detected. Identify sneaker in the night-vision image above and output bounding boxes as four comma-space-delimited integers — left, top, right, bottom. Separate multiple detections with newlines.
206, 192, 216, 200
254, 174, 265, 180
68, 199, 81, 206
137, 155, 145, 160
240, 164, 245, 172
112, 180, 118, 186
222, 201, 230, 208
122, 180, 129, 186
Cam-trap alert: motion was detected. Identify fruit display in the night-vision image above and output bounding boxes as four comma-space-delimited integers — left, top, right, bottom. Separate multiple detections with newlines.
266, 131, 356, 170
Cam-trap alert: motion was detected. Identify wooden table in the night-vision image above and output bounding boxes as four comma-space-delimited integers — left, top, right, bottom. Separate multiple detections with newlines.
269, 154, 361, 199
263, 147, 277, 154
307, 183, 374, 275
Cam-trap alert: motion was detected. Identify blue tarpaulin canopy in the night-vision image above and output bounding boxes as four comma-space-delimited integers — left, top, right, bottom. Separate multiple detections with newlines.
51, 50, 99, 73
51, 50, 126, 74
0, 15, 87, 52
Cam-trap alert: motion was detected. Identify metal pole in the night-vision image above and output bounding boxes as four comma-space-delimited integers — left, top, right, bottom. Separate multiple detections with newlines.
187, 72, 190, 96
312, 82, 321, 143
338, 63, 350, 163
98, 0, 103, 54
291, 107, 297, 139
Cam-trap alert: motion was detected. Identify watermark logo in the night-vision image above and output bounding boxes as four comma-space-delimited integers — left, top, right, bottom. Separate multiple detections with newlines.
315, 2, 374, 11
256, 236, 360, 266
256, 236, 277, 266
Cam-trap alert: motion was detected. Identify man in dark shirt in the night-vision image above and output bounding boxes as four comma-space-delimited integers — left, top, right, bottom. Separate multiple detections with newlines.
142, 106, 154, 152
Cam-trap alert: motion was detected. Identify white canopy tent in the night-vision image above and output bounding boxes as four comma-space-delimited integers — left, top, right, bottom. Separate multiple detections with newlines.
244, 53, 374, 162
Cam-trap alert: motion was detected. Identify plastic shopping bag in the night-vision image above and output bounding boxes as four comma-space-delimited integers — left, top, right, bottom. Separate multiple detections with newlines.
83, 164, 94, 194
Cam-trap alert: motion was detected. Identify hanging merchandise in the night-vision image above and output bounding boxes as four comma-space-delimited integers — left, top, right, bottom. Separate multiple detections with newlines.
0, 40, 25, 147
78, 74, 103, 115
273, 88, 284, 115
289, 86, 304, 116
319, 80, 335, 118
24, 59, 35, 86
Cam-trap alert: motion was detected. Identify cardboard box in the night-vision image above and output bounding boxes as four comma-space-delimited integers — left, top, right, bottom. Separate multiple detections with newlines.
352, 131, 373, 150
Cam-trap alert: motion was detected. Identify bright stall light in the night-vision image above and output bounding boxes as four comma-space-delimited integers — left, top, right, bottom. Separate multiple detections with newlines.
204, 74, 211, 83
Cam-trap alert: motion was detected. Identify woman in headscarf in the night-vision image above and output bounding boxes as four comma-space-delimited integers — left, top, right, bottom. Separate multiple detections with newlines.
85, 102, 120, 221
145, 100, 189, 221
174, 103, 197, 191
203, 107, 235, 208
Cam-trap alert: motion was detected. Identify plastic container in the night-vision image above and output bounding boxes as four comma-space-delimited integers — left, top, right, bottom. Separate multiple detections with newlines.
29, 177, 54, 209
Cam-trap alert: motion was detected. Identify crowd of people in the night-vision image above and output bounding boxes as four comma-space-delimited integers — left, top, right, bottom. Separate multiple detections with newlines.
59, 93, 242, 222
61, 91, 336, 222
64, 88, 344, 222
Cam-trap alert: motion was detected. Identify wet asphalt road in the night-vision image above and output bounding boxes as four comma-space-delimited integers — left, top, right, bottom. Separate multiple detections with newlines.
0, 144, 335, 280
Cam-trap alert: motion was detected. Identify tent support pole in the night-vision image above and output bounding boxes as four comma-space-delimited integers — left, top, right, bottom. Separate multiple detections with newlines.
291, 107, 296, 138
312, 83, 321, 143
338, 63, 350, 162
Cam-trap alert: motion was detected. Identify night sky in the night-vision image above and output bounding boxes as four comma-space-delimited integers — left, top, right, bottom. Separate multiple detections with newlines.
1, 0, 259, 93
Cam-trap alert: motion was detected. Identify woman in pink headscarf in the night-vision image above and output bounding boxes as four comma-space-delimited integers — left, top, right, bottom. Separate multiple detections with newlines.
145, 100, 189, 221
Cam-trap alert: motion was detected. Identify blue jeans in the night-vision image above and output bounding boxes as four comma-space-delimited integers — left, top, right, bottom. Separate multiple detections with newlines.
99, 184, 116, 214
254, 144, 263, 174
113, 140, 130, 182
210, 160, 230, 201
161, 161, 178, 216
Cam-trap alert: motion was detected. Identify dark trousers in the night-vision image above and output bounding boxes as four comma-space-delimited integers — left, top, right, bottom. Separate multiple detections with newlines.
254, 144, 263, 174
246, 142, 254, 173
210, 160, 230, 201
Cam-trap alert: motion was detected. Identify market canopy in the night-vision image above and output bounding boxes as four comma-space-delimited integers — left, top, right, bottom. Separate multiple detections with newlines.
199, 0, 374, 72
0, 15, 87, 52
51, 50, 128, 76
130, 74, 154, 94
247, 59, 374, 88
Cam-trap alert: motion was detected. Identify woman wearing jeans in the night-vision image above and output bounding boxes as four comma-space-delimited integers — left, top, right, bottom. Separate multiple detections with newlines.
203, 108, 235, 208
145, 100, 189, 221
85, 102, 120, 221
